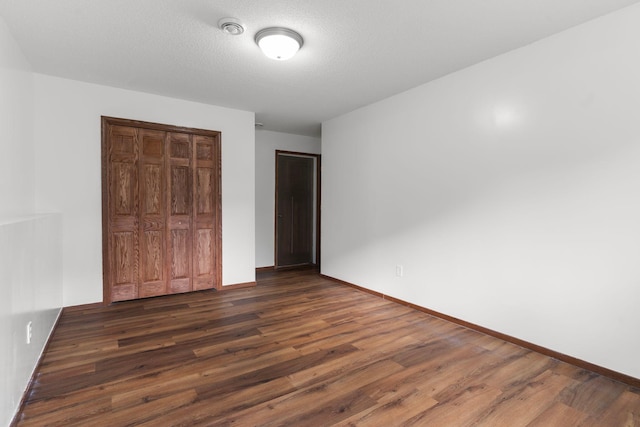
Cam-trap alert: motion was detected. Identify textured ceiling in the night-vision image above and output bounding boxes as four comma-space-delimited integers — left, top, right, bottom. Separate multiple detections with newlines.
1, 0, 639, 137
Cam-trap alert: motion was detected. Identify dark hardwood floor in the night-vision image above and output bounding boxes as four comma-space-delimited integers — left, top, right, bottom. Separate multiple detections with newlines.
14, 268, 640, 426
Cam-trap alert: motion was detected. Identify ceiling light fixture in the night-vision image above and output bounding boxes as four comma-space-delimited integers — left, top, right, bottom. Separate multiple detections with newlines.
218, 18, 244, 36
255, 27, 303, 60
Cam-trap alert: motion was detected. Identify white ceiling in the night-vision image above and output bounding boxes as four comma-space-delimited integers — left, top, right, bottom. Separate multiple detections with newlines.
1, 0, 638, 137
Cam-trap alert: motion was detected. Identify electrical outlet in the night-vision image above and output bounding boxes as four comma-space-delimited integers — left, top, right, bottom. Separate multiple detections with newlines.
26, 321, 33, 344
395, 265, 404, 277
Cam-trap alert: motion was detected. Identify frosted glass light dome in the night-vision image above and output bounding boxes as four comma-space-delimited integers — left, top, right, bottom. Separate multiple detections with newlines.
255, 28, 303, 60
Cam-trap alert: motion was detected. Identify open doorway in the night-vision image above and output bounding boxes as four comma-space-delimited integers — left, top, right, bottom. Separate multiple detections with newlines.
275, 151, 321, 269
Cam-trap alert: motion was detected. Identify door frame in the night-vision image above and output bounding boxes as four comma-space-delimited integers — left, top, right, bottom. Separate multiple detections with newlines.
274, 150, 321, 269
101, 116, 222, 304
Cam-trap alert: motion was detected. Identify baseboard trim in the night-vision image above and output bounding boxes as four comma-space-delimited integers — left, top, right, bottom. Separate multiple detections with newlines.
256, 266, 275, 272
274, 263, 318, 271
221, 281, 257, 290
321, 274, 640, 389
10, 308, 64, 427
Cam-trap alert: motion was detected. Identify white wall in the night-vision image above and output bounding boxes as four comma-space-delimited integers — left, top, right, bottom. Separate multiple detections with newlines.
33, 75, 256, 306
255, 129, 321, 268
0, 18, 63, 426
0, 216, 62, 427
0, 15, 33, 216
322, 4, 640, 379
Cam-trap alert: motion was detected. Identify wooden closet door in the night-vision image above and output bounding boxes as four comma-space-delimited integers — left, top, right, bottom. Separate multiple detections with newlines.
106, 125, 140, 302
103, 117, 222, 304
167, 132, 193, 294
138, 129, 166, 298
193, 134, 221, 290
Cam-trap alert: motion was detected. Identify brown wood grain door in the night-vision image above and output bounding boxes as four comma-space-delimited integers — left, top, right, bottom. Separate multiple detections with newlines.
167, 132, 193, 295
102, 117, 221, 303
106, 125, 140, 301
275, 153, 316, 268
138, 128, 167, 298
192, 134, 221, 291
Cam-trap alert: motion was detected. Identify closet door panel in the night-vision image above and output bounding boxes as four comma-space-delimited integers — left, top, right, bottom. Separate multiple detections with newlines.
167, 133, 193, 293
107, 125, 139, 302
139, 129, 166, 298
196, 168, 213, 214
192, 135, 220, 290
142, 164, 162, 215
112, 232, 135, 284
169, 228, 191, 293
170, 166, 191, 215
194, 229, 214, 290
139, 230, 164, 297
195, 229, 214, 274
113, 163, 136, 216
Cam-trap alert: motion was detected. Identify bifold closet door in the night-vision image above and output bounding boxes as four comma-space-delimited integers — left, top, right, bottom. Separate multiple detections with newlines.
138, 128, 167, 298
192, 134, 220, 291
105, 125, 141, 302
103, 117, 221, 303
167, 132, 193, 294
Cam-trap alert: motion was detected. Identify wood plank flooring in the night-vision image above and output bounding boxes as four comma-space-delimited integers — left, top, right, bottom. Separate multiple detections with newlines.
14, 268, 640, 426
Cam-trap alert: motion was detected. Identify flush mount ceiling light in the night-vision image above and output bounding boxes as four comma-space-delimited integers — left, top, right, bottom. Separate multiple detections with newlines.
218, 17, 244, 36
255, 27, 303, 60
